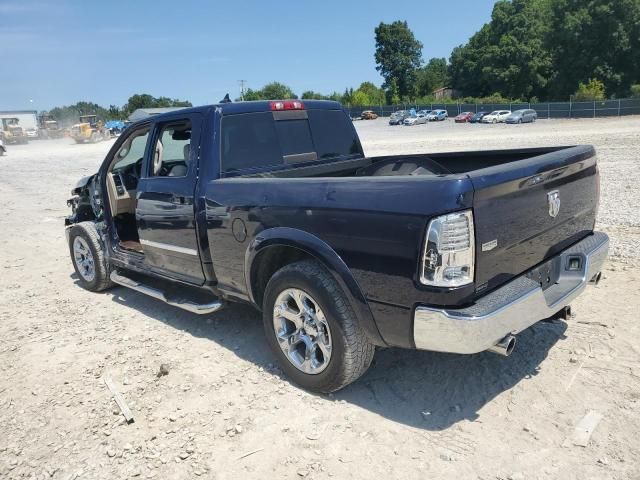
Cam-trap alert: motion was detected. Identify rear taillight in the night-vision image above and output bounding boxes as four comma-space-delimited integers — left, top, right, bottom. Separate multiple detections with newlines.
270, 100, 305, 111
420, 210, 475, 287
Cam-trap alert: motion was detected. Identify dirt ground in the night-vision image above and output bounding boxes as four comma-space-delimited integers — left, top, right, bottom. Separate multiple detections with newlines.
1, 117, 639, 480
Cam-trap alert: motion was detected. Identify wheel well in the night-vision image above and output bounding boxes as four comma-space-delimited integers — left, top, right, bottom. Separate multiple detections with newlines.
251, 245, 314, 309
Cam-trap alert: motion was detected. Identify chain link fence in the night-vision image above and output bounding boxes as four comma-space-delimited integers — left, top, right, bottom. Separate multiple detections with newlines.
347, 98, 640, 119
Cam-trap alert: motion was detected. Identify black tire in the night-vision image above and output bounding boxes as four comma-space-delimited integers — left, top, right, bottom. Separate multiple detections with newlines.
68, 221, 114, 292
263, 260, 375, 393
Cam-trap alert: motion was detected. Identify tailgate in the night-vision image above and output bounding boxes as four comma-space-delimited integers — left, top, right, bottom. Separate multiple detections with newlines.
470, 145, 599, 293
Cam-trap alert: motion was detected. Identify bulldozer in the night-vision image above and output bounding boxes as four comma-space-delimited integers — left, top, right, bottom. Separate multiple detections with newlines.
38, 114, 63, 139
1, 117, 28, 144
71, 114, 110, 143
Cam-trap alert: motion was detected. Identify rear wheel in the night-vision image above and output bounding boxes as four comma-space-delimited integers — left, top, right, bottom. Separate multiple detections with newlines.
68, 222, 113, 292
263, 260, 375, 393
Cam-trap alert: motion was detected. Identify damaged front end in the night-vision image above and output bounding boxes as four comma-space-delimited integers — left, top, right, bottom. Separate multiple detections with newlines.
65, 174, 103, 228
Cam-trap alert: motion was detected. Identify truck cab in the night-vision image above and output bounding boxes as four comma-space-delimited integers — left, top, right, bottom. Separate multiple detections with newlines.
65, 100, 608, 393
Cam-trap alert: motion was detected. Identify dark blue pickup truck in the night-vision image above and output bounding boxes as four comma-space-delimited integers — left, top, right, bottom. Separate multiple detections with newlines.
65, 100, 608, 392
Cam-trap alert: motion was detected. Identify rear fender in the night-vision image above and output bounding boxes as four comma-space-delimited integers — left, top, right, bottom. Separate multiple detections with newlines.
245, 227, 385, 346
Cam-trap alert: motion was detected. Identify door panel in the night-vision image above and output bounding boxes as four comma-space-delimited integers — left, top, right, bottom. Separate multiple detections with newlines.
136, 113, 205, 284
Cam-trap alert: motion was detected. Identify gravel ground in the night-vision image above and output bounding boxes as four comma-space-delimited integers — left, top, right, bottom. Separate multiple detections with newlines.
1, 117, 639, 480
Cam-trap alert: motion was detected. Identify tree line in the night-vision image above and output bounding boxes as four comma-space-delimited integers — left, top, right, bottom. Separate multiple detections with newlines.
47, 94, 192, 124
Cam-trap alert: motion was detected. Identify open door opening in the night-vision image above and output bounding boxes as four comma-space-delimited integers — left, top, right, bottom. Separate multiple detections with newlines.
106, 121, 195, 261
106, 127, 150, 254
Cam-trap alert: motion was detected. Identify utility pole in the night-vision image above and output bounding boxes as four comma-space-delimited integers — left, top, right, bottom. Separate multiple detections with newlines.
238, 80, 247, 101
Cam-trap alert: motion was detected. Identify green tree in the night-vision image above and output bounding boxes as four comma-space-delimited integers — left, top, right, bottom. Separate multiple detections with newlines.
49, 101, 114, 124
416, 58, 450, 96
630, 84, 640, 98
121, 94, 192, 117
242, 88, 262, 101
449, 0, 553, 100
573, 78, 606, 101
374, 21, 423, 99
108, 105, 122, 119
341, 87, 354, 105
350, 90, 370, 106
355, 82, 385, 105
259, 82, 298, 100
238, 82, 297, 101
301, 90, 325, 100
547, 0, 640, 98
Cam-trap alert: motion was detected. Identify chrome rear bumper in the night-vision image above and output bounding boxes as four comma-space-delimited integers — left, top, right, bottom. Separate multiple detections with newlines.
413, 232, 609, 354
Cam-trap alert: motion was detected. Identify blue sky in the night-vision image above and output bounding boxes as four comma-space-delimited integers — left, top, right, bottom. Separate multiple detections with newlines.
0, 0, 496, 111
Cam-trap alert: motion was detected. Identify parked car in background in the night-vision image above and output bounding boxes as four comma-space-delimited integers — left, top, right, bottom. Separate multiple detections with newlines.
470, 111, 490, 123
506, 109, 538, 124
389, 110, 409, 125
361, 110, 378, 120
26, 128, 39, 139
454, 112, 474, 123
426, 109, 448, 121
403, 113, 428, 126
482, 110, 512, 123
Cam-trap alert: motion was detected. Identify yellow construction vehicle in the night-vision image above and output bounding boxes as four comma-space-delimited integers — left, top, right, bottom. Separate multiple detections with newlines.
71, 115, 110, 143
38, 114, 63, 139
1, 117, 28, 144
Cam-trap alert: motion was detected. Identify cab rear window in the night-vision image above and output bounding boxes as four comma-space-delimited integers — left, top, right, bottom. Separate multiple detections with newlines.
221, 109, 360, 175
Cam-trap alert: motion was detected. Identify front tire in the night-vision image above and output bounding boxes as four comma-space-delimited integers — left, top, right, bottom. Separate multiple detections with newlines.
68, 222, 113, 292
263, 260, 375, 393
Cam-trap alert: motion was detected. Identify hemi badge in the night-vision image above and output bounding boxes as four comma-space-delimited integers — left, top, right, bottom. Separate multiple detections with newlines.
482, 239, 498, 252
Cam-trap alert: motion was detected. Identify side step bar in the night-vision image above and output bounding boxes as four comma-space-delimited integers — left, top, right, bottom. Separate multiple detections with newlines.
110, 271, 224, 315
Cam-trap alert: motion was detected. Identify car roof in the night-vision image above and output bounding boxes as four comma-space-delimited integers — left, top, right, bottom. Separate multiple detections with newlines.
126, 100, 344, 128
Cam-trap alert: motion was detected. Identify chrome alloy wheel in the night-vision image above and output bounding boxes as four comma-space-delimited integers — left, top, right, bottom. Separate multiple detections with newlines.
272, 288, 332, 374
73, 236, 95, 282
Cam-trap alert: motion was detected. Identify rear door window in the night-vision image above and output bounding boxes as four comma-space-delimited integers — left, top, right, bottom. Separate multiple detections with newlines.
221, 109, 360, 175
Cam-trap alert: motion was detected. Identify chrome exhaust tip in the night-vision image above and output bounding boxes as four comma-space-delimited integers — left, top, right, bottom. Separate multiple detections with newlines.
488, 334, 517, 357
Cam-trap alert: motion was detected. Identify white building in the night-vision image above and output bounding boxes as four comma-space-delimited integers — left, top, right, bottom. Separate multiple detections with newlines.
0, 110, 38, 130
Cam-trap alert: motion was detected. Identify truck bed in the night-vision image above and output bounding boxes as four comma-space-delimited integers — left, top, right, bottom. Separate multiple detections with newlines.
242, 145, 584, 179
224, 145, 598, 301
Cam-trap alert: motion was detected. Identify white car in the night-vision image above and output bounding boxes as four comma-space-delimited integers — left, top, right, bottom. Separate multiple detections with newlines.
481, 110, 512, 123
26, 128, 39, 138
403, 113, 427, 126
